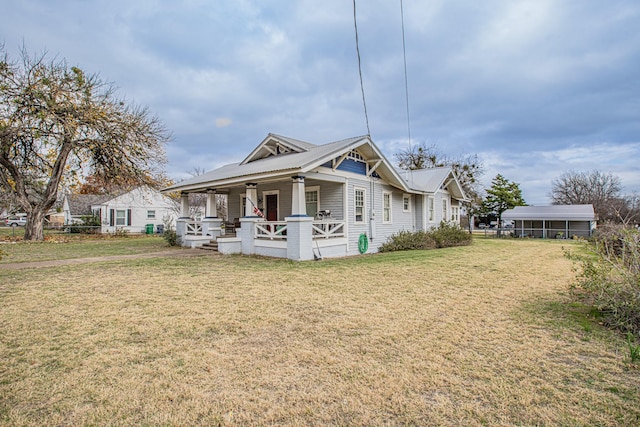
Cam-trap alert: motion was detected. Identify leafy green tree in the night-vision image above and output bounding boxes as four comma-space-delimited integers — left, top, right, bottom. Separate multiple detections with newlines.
0, 47, 169, 240
483, 174, 526, 228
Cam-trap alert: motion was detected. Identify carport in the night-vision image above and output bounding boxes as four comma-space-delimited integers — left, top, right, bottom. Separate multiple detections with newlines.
502, 204, 596, 238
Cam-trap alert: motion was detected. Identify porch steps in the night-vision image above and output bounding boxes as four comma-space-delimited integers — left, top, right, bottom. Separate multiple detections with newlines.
199, 239, 219, 251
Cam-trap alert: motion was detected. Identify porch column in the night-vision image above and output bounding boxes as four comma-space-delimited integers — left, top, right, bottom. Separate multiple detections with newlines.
239, 183, 260, 255
203, 189, 223, 237
176, 192, 190, 244
286, 216, 314, 261
206, 189, 217, 218
290, 175, 307, 216
245, 183, 259, 217
180, 192, 190, 219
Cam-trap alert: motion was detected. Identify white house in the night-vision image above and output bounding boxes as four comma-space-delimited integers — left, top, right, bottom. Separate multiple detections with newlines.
163, 134, 468, 260
63, 187, 176, 234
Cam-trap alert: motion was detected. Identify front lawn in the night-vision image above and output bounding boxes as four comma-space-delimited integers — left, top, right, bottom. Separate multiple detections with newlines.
1, 239, 638, 425
0, 235, 174, 264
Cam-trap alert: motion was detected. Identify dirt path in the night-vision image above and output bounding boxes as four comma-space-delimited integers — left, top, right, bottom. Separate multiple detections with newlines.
0, 248, 212, 270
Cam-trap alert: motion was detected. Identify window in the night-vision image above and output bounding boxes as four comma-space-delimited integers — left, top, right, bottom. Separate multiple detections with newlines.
116, 210, 126, 226
442, 199, 448, 222
428, 197, 435, 222
347, 150, 366, 162
403, 194, 411, 212
383, 192, 392, 223
240, 195, 246, 217
451, 206, 460, 222
147, 210, 156, 219
305, 187, 319, 218
355, 188, 365, 223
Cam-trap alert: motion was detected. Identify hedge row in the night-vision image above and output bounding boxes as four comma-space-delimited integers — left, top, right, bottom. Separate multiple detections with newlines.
378, 222, 472, 253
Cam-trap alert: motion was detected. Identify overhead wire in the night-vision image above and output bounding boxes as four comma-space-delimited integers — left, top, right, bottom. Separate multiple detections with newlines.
352, 0, 371, 137
400, 0, 412, 149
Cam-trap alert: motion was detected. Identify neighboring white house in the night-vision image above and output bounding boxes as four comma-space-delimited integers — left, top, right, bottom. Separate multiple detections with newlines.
163, 133, 468, 260
63, 187, 176, 233
502, 204, 597, 238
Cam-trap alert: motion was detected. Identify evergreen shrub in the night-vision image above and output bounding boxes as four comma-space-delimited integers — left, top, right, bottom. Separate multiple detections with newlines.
379, 222, 471, 253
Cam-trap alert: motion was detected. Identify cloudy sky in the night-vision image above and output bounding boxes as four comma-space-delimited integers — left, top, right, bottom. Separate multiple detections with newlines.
2, 0, 639, 204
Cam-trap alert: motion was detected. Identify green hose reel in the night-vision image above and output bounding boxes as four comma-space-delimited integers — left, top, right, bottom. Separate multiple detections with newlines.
358, 233, 368, 254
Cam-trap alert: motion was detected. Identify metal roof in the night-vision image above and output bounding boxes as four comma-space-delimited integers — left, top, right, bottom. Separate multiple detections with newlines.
502, 205, 596, 221
163, 134, 469, 202
163, 134, 410, 193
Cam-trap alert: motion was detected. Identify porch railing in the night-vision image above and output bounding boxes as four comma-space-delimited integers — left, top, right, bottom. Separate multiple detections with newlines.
185, 221, 202, 235
184, 219, 346, 240
255, 221, 288, 240
312, 220, 345, 239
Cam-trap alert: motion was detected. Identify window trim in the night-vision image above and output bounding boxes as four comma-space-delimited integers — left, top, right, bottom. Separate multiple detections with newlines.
403, 194, 411, 213
382, 191, 392, 224
428, 197, 435, 222
240, 194, 247, 217
305, 186, 320, 218
354, 187, 366, 223
442, 198, 448, 223
115, 209, 127, 226
147, 210, 156, 220
451, 206, 460, 222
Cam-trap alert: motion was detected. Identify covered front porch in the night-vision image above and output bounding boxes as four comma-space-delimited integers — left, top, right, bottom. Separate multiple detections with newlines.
175, 176, 349, 260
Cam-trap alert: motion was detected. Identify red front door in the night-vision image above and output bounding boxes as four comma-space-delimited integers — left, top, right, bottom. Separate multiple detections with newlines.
266, 194, 278, 221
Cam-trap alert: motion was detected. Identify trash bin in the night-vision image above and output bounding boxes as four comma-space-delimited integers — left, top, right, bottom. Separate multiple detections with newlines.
156, 224, 164, 234
145, 224, 154, 234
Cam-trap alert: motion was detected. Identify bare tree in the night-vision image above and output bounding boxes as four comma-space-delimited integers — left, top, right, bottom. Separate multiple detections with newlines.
396, 142, 485, 231
167, 167, 228, 220
0, 47, 169, 240
614, 192, 640, 226
550, 170, 623, 222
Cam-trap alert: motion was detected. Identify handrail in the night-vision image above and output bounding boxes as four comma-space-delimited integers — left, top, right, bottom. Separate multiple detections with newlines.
255, 221, 288, 240
185, 221, 202, 236
312, 220, 345, 239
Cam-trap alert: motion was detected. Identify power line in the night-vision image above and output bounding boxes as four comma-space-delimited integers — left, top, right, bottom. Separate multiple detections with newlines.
352, 0, 370, 137
400, 0, 412, 149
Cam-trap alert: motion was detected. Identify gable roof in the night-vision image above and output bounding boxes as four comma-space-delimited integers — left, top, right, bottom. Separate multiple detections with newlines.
502, 204, 596, 221
402, 167, 468, 200
241, 133, 318, 164
65, 194, 111, 216
163, 134, 411, 193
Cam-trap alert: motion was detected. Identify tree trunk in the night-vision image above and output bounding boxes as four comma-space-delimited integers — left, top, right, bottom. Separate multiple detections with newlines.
23, 208, 46, 241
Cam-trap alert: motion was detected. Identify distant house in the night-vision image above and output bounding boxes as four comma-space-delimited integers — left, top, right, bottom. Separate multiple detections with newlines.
63, 187, 175, 233
502, 204, 596, 238
163, 133, 468, 260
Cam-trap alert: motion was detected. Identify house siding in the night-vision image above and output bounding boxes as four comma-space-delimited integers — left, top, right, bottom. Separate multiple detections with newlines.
343, 177, 421, 255
305, 179, 344, 220
414, 194, 424, 230
97, 187, 175, 233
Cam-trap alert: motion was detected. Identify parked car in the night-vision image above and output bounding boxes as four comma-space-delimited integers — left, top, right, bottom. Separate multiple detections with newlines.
478, 223, 487, 229
6, 216, 27, 227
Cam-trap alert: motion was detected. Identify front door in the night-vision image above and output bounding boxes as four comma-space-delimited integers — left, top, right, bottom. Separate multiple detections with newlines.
266, 194, 278, 221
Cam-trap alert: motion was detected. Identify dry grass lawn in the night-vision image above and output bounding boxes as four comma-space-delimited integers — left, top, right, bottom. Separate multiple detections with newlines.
1, 238, 639, 426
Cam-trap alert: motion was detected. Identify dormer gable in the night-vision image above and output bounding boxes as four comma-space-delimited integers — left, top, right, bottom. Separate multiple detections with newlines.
240, 133, 316, 165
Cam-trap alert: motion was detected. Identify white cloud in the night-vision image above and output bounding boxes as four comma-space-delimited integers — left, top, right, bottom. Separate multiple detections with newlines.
2, 0, 639, 197
215, 118, 232, 128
